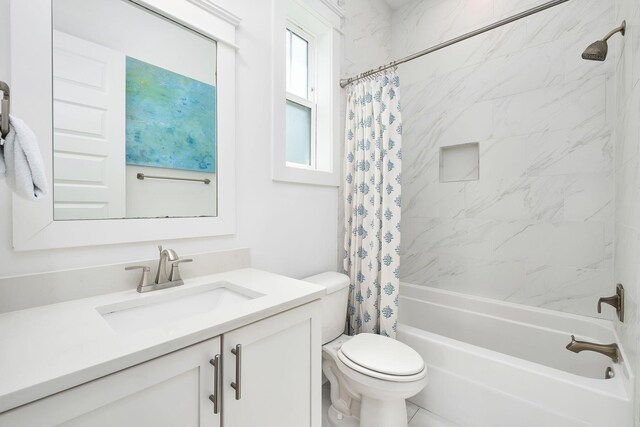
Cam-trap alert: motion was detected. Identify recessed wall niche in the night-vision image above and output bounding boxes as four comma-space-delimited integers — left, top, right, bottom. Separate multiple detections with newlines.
439, 143, 479, 183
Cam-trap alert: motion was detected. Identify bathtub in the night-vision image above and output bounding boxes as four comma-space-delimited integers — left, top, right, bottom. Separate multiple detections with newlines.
397, 283, 634, 427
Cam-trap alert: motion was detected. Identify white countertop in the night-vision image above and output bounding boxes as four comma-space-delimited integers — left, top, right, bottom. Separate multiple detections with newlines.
0, 268, 325, 413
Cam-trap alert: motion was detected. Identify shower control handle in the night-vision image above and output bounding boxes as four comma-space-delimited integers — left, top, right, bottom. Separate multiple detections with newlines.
597, 284, 624, 322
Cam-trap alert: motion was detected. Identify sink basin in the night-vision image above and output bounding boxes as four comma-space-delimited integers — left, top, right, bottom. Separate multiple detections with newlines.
97, 281, 262, 333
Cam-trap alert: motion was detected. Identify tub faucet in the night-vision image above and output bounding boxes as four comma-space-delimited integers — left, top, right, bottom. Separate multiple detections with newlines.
566, 335, 619, 363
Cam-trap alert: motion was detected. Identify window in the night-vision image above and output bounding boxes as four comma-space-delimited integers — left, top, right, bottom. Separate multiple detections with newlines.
272, 0, 341, 187
285, 25, 316, 168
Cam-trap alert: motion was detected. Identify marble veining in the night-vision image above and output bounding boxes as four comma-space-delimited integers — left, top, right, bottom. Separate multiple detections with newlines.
392, 0, 616, 318
343, 0, 640, 421
342, 0, 393, 77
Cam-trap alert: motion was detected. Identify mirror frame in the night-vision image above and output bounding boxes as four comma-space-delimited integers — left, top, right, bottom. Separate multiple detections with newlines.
10, 0, 239, 250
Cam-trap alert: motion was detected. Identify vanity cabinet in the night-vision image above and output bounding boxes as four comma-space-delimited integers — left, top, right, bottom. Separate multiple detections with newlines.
0, 302, 321, 427
0, 337, 221, 427
222, 303, 319, 427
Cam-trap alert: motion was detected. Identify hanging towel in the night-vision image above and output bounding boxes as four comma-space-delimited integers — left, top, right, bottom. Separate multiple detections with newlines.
0, 115, 49, 200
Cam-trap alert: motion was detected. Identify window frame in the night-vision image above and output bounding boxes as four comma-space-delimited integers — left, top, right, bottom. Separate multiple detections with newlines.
271, 0, 342, 187
285, 22, 317, 170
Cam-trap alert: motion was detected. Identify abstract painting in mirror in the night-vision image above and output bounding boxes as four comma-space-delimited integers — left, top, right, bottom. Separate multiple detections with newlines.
52, 0, 217, 220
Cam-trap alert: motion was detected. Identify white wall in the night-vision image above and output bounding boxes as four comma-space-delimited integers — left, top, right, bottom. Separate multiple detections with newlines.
392, 0, 617, 318
0, 0, 338, 280
613, 0, 640, 423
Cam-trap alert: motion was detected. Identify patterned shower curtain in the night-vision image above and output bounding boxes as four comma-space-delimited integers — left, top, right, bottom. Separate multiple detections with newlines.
343, 70, 402, 338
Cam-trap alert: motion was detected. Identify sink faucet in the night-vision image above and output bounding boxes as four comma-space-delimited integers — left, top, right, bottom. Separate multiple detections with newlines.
155, 245, 193, 287
125, 246, 192, 293
155, 245, 179, 284
566, 335, 620, 363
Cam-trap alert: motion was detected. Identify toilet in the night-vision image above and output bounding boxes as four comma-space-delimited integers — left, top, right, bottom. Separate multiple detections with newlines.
304, 272, 428, 427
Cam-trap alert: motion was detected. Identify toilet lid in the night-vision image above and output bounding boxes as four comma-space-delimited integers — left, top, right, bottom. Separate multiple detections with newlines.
338, 333, 425, 376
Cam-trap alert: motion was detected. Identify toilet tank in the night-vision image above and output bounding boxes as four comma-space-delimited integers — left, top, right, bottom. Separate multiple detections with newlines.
303, 272, 350, 344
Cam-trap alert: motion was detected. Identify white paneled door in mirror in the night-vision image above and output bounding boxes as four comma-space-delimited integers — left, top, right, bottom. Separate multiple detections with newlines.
52, 0, 218, 220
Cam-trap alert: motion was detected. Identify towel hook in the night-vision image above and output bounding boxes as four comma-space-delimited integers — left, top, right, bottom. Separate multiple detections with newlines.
0, 80, 10, 140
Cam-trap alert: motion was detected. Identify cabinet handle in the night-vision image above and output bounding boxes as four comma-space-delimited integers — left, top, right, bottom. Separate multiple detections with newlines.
230, 344, 242, 400
209, 354, 220, 414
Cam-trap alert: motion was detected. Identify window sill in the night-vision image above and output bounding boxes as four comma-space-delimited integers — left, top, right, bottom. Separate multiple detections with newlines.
272, 164, 340, 187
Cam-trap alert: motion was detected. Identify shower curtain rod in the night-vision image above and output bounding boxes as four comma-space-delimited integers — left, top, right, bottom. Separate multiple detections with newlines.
340, 0, 570, 88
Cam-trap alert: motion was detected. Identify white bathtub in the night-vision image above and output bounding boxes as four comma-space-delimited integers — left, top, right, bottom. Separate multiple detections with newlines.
397, 283, 634, 427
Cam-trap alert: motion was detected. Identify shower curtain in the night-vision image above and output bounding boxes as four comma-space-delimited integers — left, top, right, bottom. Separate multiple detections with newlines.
343, 70, 402, 338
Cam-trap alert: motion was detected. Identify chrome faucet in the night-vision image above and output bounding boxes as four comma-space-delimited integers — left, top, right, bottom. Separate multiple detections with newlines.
155, 245, 179, 284
125, 246, 192, 293
566, 335, 620, 363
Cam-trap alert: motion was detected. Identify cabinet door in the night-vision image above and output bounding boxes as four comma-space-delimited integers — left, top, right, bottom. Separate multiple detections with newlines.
222, 302, 322, 427
0, 337, 221, 427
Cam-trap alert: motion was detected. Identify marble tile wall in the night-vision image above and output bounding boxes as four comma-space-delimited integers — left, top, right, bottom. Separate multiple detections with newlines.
341, 0, 392, 77
341, 0, 640, 419
613, 0, 640, 422
393, 0, 617, 318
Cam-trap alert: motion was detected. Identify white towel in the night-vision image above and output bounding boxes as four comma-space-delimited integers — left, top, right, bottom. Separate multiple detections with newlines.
0, 115, 49, 200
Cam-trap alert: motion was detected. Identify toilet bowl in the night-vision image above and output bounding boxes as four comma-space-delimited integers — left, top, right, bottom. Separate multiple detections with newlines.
303, 272, 428, 427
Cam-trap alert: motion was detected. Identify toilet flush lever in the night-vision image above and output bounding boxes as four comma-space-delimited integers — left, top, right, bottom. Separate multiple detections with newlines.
597, 283, 624, 322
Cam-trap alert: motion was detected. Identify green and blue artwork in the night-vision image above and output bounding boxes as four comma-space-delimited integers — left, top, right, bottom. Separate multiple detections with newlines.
125, 56, 216, 173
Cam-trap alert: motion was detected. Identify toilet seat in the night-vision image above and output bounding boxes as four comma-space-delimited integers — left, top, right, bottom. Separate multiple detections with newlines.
336, 333, 426, 383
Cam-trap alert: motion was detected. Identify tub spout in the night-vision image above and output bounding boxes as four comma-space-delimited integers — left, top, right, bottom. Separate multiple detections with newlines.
566, 335, 619, 363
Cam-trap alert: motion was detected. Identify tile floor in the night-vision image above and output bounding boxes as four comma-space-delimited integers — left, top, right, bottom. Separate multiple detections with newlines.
321, 383, 458, 426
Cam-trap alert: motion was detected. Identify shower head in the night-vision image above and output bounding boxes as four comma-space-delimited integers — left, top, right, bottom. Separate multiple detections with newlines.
582, 40, 609, 61
582, 21, 626, 61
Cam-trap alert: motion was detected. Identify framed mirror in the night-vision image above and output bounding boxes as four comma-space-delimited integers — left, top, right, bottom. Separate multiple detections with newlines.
10, 0, 239, 249
53, 0, 218, 220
